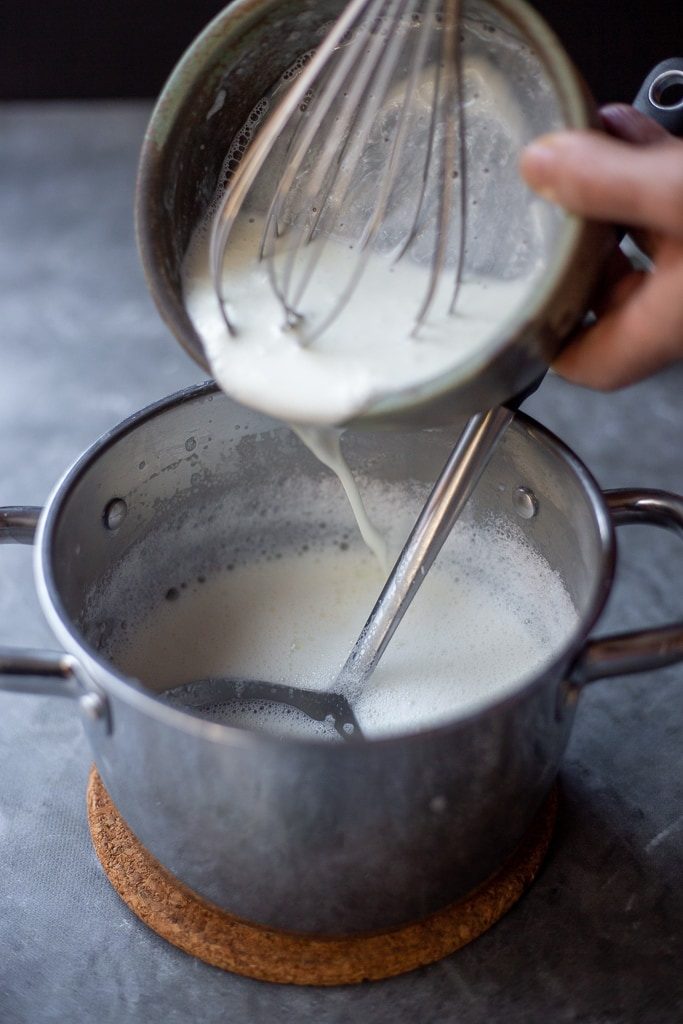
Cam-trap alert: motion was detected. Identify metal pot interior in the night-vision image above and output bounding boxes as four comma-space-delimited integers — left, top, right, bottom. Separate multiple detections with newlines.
43, 384, 610, 728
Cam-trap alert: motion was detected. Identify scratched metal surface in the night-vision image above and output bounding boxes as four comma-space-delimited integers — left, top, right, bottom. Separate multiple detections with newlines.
0, 104, 682, 1023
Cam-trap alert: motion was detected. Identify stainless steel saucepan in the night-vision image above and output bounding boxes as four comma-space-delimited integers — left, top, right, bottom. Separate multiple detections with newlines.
2, 383, 682, 934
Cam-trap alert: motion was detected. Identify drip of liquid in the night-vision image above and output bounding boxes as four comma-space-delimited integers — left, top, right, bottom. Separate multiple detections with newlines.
293, 425, 390, 571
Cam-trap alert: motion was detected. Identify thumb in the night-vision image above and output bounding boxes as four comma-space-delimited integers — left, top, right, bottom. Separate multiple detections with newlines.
520, 130, 683, 240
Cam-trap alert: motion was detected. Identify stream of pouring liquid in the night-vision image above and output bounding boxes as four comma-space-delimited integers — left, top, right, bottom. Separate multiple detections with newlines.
183, 218, 531, 574
292, 426, 391, 573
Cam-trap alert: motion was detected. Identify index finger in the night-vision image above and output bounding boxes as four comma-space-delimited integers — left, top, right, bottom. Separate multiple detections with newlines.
520, 131, 683, 241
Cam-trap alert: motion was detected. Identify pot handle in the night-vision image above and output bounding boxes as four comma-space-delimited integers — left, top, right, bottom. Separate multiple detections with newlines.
572, 489, 683, 685
633, 59, 683, 137
0, 507, 82, 699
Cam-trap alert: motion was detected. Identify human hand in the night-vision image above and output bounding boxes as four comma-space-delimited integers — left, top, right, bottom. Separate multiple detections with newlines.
520, 105, 683, 389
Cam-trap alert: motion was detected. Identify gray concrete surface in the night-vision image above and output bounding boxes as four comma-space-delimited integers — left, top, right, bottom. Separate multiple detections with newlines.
0, 103, 682, 1023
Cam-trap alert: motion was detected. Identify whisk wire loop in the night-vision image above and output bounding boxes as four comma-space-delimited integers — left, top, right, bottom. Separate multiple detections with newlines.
271, 0, 408, 331
392, 3, 442, 266
292, 0, 441, 345
210, 0, 467, 342
209, 0, 376, 332
278, 0, 424, 343
413, 0, 463, 331
449, 0, 467, 316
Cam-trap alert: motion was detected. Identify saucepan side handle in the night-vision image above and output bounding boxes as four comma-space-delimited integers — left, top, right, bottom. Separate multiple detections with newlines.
0, 506, 81, 698
572, 489, 683, 685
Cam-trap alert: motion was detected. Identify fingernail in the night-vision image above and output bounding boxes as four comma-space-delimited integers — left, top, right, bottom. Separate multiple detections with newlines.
600, 103, 668, 144
520, 138, 561, 198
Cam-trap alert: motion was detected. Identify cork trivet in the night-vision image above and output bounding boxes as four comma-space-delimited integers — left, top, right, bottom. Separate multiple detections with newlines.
87, 768, 557, 986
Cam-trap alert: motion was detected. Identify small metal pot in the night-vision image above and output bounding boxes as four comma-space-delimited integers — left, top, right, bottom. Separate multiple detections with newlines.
136, 0, 611, 425
2, 383, 682, 934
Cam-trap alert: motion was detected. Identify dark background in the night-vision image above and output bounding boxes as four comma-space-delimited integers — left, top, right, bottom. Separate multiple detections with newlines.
0, 1, 678, 104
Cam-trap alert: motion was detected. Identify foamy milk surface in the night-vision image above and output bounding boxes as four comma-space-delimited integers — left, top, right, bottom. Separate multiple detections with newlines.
113, 521, 577, 740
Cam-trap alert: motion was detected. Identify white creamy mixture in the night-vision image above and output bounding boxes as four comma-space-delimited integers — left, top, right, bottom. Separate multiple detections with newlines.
114, 523, 577, 739
171, 47, 567, 740
183, 215, 532, 426
292, 425, 390, 571
183, 215, 532, 564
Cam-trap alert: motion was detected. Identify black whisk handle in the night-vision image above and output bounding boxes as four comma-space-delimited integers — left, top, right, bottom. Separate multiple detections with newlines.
633, 58, 683, 137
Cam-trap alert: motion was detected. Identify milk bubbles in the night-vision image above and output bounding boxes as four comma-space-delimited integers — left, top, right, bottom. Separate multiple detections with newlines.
113, 513, 577, 741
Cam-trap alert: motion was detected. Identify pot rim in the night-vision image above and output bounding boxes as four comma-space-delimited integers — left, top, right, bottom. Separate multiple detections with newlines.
33, 380, 615, 751
135, 0, 608, 424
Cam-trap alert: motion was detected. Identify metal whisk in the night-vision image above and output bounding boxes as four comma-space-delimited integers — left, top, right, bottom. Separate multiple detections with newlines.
209, 0, 467, 343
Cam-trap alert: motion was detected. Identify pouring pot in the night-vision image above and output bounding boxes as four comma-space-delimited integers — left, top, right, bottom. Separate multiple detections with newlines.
136, 0, 615, 426
2, 382, 683, 934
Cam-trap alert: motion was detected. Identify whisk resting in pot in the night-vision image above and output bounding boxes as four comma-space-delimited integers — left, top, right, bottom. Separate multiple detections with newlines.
209, 0, 467, 343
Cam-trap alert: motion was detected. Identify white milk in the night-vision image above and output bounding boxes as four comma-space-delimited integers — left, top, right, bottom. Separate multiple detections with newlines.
181, 37, 554, 426
292, 425, 390, 571
171, 54, 567, 739
183, 215, 531, 426
182, 214, 529, 561
181, 53, 547, 557
113, 521, 577, 740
